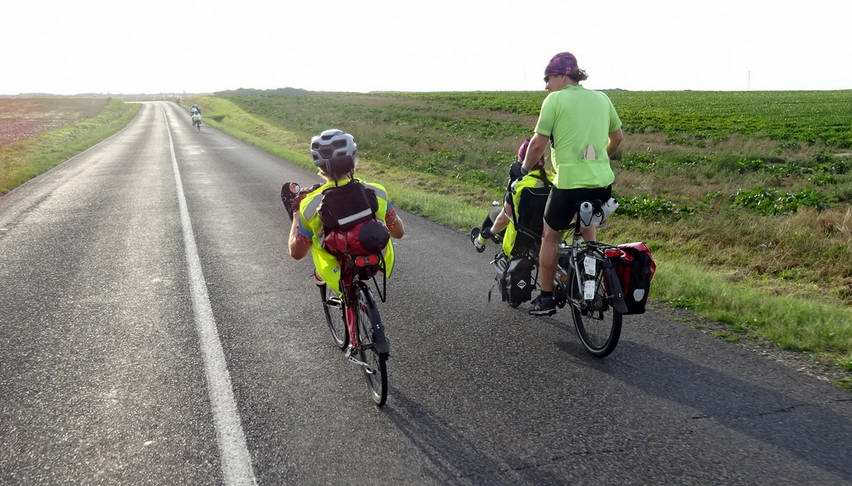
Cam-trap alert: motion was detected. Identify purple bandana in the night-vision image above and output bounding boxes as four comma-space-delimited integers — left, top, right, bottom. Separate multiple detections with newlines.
545, 52, 578, 76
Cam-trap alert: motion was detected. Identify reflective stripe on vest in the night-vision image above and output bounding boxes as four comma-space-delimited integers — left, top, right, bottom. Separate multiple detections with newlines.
338, 208, 373, 226
303, 194, 323, 220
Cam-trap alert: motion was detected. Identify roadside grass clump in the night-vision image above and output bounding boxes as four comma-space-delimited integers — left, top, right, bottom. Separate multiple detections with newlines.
733, 187, 830, 215
0, 99, 139, 194
725, 153, 851, 182
618, 152, 658, 171
615, 194, 693, 219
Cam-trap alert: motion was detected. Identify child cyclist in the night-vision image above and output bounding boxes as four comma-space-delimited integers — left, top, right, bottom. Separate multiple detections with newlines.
469, 138, 551, 257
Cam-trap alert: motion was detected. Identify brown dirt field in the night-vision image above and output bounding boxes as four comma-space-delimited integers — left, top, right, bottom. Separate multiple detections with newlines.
0, 97, 108, 146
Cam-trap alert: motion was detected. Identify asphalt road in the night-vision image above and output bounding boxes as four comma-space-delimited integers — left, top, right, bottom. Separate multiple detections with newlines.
1, 102, 850, 485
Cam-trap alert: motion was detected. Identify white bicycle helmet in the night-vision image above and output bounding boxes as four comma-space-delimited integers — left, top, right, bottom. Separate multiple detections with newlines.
310, 129, 357, 178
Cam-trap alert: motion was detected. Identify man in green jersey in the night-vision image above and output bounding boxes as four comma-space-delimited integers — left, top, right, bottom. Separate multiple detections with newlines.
521, 52, 624, 316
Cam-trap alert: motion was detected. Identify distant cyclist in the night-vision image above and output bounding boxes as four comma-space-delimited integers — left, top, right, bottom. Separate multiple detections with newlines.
470, 138, 551, 256
287, 129, 405, 295
522, 51, 624, 316
190, 104, 201, 116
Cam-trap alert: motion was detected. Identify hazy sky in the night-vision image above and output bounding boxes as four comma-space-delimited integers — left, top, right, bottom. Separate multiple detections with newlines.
3, 0, 850, 94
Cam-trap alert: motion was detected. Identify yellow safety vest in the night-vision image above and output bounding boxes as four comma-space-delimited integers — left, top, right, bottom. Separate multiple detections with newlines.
298, 178, 396, 295
502, 171, 553, 257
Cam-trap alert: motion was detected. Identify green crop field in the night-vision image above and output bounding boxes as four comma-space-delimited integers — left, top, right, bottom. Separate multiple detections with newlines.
405, 90, 852, 148
0, 98, 139, 194
190, 89, 852, 379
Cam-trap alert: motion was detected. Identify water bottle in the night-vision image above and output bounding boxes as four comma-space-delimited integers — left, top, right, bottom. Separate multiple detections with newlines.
601, 198, 619, 219
593, 198, 619, 226
579, 201, 594, 227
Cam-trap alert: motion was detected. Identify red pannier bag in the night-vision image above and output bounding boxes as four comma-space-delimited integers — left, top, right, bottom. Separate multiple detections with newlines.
322, 219, 389, 256
604, 242, 656, 315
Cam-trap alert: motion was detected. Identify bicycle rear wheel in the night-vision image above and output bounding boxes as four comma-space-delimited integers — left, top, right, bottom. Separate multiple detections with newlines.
569, 251, 622, 357
320, 285, 348, 349
356, 286, 388, 406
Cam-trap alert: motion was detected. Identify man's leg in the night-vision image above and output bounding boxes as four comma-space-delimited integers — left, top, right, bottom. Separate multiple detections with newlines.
490, 202, 512, 235
529, 222, 561, 316
580, 225, 596, 242
538, 222, 561, 292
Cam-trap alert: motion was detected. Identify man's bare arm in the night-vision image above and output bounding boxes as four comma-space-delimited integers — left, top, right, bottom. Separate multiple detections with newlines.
607, 128, 624, 157
521, 133, 549, 173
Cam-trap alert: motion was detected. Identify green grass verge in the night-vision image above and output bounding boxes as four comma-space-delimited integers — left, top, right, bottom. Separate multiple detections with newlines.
0, 99, 140, 194
654, 255, 852, 360
189, 95, 852, 376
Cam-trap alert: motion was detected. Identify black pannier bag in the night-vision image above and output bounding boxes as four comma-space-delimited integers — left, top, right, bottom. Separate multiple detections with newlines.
605, 242, 656, 315
502, 256, 535, 305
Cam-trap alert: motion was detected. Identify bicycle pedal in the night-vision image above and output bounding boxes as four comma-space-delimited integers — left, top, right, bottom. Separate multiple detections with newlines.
345, 353, 375, 373
325, 296, 342, 307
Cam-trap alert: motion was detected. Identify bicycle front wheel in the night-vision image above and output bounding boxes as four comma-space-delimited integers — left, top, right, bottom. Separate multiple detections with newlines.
569, 252, 623, 357
356, 285, 388, 406
320, 285, 348, 349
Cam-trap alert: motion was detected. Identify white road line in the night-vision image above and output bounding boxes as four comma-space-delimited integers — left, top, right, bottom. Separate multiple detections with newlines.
162, 106, 257, 486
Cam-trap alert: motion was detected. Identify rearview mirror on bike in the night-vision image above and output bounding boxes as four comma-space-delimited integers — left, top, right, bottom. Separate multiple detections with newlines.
280, 182, 302, 220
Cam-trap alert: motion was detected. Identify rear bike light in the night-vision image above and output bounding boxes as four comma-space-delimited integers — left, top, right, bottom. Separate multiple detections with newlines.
355, 255, 379, 267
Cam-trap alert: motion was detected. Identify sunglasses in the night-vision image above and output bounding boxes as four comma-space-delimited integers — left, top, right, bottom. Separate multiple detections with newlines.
544, 75, 550, 83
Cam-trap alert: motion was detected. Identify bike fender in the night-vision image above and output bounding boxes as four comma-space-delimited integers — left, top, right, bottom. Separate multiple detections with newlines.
362, 287, 390, 355
370, 309, 390, 355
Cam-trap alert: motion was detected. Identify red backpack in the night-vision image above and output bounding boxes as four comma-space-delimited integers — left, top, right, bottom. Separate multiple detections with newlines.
605, 242, 656, 315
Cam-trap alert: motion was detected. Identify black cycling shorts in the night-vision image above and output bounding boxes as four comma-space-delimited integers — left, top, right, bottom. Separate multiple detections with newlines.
544, 185, 612, 231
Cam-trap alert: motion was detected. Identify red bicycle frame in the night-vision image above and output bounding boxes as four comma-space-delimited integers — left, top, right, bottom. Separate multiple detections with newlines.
339, 254, 381, 350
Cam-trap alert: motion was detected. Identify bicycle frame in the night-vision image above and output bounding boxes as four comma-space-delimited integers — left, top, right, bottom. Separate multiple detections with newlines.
553, 212, 628, 314
506, 201, 626, 312
337, 254, 387, 353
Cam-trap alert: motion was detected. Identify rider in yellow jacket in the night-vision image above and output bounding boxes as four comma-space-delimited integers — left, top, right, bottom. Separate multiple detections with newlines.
287, 129, 404, 294
471, 138, 552, 257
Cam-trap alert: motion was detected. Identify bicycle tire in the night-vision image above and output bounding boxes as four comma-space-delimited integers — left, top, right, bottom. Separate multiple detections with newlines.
568, 250, 622, 357
320, 285, 348, 349
356, 285, 388, 406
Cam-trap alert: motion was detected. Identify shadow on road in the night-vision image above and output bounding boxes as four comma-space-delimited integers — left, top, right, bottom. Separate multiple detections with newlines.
385, 387, 564, 485
555, 338, 852, 481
